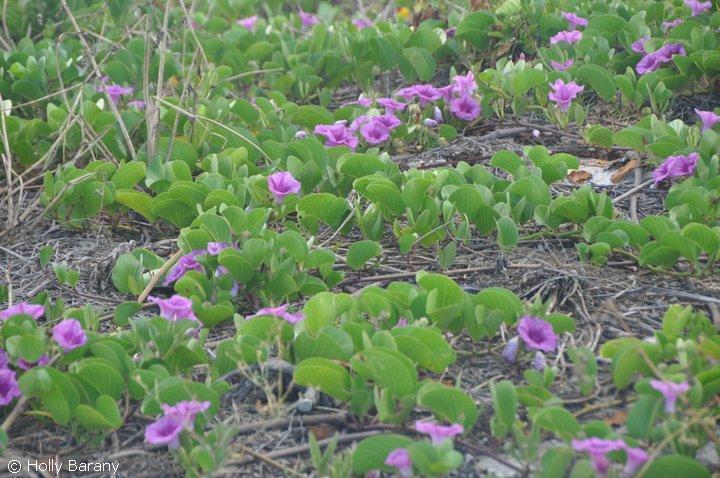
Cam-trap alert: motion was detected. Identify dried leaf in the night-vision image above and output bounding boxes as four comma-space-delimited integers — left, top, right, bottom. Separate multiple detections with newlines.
610, 159, 640, 184
568, 170, 593, 184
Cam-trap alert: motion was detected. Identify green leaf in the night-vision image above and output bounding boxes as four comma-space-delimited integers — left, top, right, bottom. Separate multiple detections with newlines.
292, 105, 333, 129
417, 382, 478, 431
496, 216, 518, 250
297, 193, 349, 228
76, 359, 126, 400
293, 357, 352, 401
513, 69, 547, 95
75, 395, 123, 430
682, 223, 719, 256
115, 190, 157, 221
392, 327, 456, 373
346, 240, 382, 270
294, 327, 355, 361
352, 434, 414, 474
644, 455, 709, 478
490, 380, 517, 438
402, 48, 436, 82
456, 11, 495, 49
532, 406, 580, 441
576, 65, 616, 101
351, 347, 417, 398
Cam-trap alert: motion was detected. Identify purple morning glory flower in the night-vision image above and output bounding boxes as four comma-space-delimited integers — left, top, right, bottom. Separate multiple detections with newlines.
572, 438, 626, 476
17, 354, 50, 370
652, 152, 699, 183
550, 30, 582, 45
433, 106, 443, 123
237, 15, 259, 30
164, 250, 205, 285
423, 118, 439, 128
299, 11, 319, 27
349, 93, 373, 108
663, 19, 683, 30
395, 318, 408, 328
352, 18, 372, 29
161, 400, 210, 428
144, 415, 185, 448
127, 99, 145, 109
550, 59, 574, 71
695, 109, 720, 132
414, 84, 443, 106
0, 368, 22, 406
636, 43, 686, 75
377, 97, 406, 114
0, 349, 8, 369
385, 448, 412, 477
206, 242, 229, 255
250, 304, 305, 324
450, 94, 481, 121
624, 446, 648, 476
360, 119, 391, 144
453, 71, 477, 96
649, 379, 690, 413
548, 79, 584, 112
684, 0, 712, 15
98, 84, 134, 104
438, 84, 455, 102
631, 36, 650, 54
517, 316, 558, 352
396, 86, 419, 102
268, 171, 301, 203
533, 351, 547, 371
375, 113, 401, 131
562, 12, 588, 30
502, 337, 519, 363
148, 295, 199, 323
0, 302, 44, 321
314, 123, 359, 149
414, 420, 464, 444
349, 114, 370, 132
52, 319, 87, 352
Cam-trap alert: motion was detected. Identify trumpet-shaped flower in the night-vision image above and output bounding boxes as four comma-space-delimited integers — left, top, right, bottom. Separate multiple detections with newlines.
52, 319, 87, 352
649, 379, 690, 413
377, 97, 406, 114
550, 30, 582, 45
518, 316, 558, 352
631, 36, 650, 54
695, 109, 720, 132
250, 304, 304, 324
385, 448, 412, 477
684, 0, 712, 15
314, 123, 359, 149
0, 302, 44, 321
449, 94, 481, 121
548, 79, 584, 112
415, 420, 464, 444
299, 11, 319, 27
148, 295, 198, 323
237, 15, 259, 30
268, 171, 301, 202
652, 153, 698, 183
164, 250, 205, 285
562, 12, 588, 30
550, 59, 574, 71
0, 368, 22, 406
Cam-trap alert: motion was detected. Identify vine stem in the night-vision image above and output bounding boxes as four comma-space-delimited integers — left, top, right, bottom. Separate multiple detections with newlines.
137, 249, 184, 303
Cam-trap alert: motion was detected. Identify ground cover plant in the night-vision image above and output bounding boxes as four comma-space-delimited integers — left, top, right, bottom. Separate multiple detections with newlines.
0, 0, 718, 476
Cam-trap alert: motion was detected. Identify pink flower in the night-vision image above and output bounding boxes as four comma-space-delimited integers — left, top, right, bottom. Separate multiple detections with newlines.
98, 84, 134, 104
572, 438, 626, 475
145, 415, 184, 448
0, 368, 22, 406
314, 123, 359, 149
148, 295, 199, 323
652, 152, 699, 183
164, 250, 205, 285
550, 30, 582, 45
385, 448, 412, 477
377, 97, 406, 114
349, 114, 370, 132
649, 379, 690, 413
0, 349, 8, 369
624, 446, 648, 476
161, 400, 210, 428
395, 318, 408, 328
375, 113, 401, 131
52, 319, 87, 352
663, 19, 683, 30
684, 0, 712, 15
16, 354, 50, 370
502, 337, 519, 363
299, 11, 319, 27
453, 71, 477, 96
548, 79, 584, 112
396, 86, 419, 102
250, 304, 304, 324
0, 302, 44, 321
517, 316, 558, 352
360, 120, 391, 144
352, 18, 372, 29
695, 109, 720, 132
350, 93, 373, 108
550, 59, 574, 71
268, 171, 301, 202
631, 36, 650, 54
438, 84, 455, 102
414, 84, 443, 106
450, 94, 481, 121
128, 100, 145, 109
206, 242, 229, 255
414, 420, 464, 444
562, 12, 588, 30
636, 43, 686, 74
237, 15, 259, 30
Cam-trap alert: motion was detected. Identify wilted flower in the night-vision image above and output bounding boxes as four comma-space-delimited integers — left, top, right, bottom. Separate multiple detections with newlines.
684, 0, 712, 15
385, 448, 412, 477
572, 438, 626, 475
695, 109, 720, 132
314, 123, 359, 149
415, 420, 464, 444
0, 368, 22, 406
449, 94, 481, 121
148, 295, 198, 323
268, 171, 301, 203
502, 337, 519, 363
299, 10, 319, 27
649, 379, 690, 413
98, 84, 134, 104
237, 15, 259, 30
631, 36, 650, 54
652, 152, 699, 183
550, 30, 582, 45
17, 354, 50, 370
518, 316, 558, 352
52, 319, 87, 352
377, 97, 406, 114
145, 400, 210, 448
662, 19, 683, 30
550, 59, 574, 71
164, 250, 205, 285
250, 304, 304, 324
548, 79, 584, 112
562, 12, 588, 30
352, 18, 372, 29
533, 351, 547, 371
0, 302, 44, 321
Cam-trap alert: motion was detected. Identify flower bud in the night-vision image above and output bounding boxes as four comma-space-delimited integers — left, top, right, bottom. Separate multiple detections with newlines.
533, 351, 547, 371
502, 337, 519, 364
294, 130, 307, 139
